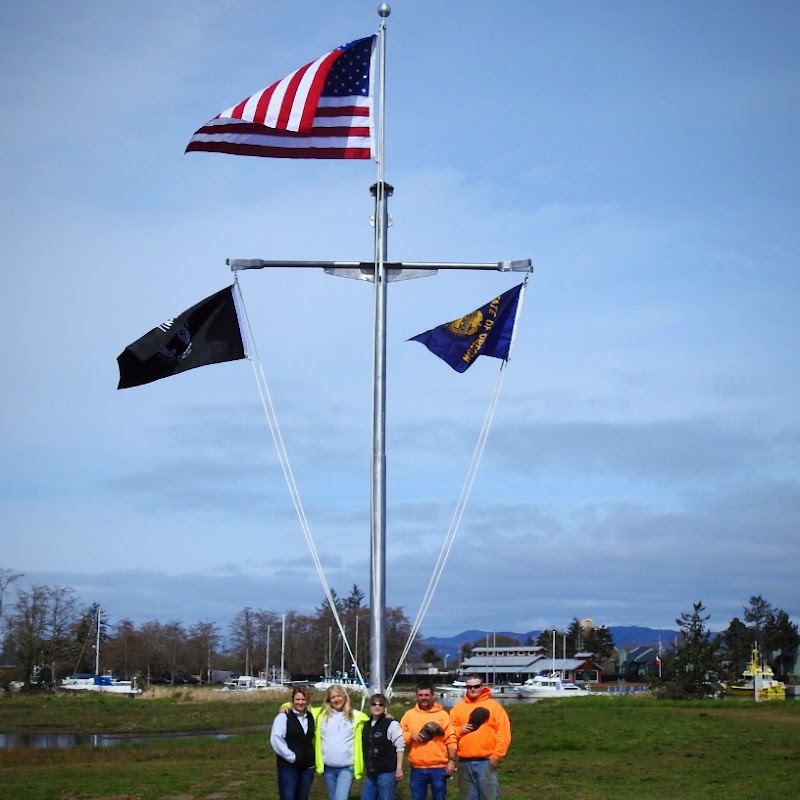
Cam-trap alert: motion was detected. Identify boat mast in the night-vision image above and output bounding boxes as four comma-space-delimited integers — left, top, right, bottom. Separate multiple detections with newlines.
280, 613, 286, 686
95, 607, 101, 676
266, 624, 271, 683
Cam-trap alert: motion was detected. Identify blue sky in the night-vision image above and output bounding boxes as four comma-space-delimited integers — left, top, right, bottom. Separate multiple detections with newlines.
1, 1, 798, 646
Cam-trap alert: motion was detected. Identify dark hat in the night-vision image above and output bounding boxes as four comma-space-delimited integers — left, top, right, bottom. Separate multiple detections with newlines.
468, 707, 490, 730
418, 721, 445, 743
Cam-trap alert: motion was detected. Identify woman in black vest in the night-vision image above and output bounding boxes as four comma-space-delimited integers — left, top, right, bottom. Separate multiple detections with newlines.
270, 686, 316, 800
361, 692, 405, 800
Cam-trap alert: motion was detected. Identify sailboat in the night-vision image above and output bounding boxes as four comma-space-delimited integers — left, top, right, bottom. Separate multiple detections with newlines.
60, 609, 141, 696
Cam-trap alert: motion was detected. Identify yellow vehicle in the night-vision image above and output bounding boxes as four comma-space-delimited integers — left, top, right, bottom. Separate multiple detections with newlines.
723, 645, 786, 701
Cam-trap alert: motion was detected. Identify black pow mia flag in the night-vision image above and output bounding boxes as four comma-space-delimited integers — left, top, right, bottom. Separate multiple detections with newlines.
117, 285, 245, 389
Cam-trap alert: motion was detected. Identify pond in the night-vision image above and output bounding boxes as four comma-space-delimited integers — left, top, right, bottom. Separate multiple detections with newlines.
0, 731, 233, 750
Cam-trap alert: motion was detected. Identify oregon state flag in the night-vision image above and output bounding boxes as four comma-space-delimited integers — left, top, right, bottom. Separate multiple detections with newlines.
409, 283, 523, 373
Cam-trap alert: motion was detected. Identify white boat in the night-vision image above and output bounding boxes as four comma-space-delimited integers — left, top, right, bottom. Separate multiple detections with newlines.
515, 673, 593, 698
222, 675, 285, 691
60, 607, 142, 696
313, 676, 367, 692
515, 630, 594, 698
491, 683, 523, 696
435, 680, 466, 697
61, 673, 141, 696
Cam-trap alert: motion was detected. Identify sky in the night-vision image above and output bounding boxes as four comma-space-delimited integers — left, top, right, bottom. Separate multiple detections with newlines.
1, 1, 798, 651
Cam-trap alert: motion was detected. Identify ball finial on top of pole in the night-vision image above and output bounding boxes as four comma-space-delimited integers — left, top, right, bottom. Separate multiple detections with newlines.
378, 3, 391, 18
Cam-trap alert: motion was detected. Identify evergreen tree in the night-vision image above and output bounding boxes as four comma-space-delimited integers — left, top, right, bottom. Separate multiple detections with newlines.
536, 628, 562, 658
718, 616, 751, 681
743, 595, 774, 650
764, 610, 800, 677
583, 625, 616, 663
664, 601, 720, 699
566, 618, 583, 654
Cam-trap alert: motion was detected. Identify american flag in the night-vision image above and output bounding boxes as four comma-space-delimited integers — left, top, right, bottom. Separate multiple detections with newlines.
186, 36, 375, 160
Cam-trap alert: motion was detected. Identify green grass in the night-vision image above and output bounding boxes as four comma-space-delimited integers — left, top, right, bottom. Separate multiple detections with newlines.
0, 689, 271, 734
1, 692, 799, 800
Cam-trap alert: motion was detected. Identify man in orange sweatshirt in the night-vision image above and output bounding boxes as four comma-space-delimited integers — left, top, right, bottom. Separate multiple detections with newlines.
449, 675, 511, 800
400, 681, 457, 800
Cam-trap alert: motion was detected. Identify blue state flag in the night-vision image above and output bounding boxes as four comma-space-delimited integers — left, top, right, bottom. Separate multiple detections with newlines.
409, 283, 523, 373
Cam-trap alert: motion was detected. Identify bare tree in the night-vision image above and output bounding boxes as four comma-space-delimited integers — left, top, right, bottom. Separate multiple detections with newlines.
106, 618, 145, 680
230, 607, 259, 675
0, 569, 23, 640
139, 620, 172, 682
8, 584, 78, 686
186, 620, 221, 683
42, 586, 79, 682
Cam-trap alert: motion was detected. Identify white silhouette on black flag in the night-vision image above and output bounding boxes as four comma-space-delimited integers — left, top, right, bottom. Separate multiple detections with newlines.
117, 285, 246, 389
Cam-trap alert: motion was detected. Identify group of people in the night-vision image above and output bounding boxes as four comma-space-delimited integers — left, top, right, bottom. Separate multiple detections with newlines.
270, 675, 511, 800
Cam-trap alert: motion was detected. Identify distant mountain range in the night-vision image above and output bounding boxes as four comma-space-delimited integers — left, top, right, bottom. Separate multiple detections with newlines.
421, 626, 681, 655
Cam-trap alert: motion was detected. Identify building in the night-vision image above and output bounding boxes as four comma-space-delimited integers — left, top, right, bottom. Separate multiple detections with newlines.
460, 645, 603, 684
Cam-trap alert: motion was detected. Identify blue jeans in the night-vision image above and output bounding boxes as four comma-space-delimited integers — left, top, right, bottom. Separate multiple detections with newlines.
410, 766, 448, 800
323, 765, 354, 800
276, 765, 315, 800
361, 770, 398, 800
457, 759, 499, 800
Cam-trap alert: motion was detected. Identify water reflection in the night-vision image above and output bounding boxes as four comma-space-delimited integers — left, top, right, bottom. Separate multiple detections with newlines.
0, 731, 233, 750
436, 693, 538, 708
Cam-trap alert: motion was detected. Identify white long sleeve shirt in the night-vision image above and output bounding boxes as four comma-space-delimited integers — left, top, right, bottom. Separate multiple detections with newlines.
270, 710, 311, 764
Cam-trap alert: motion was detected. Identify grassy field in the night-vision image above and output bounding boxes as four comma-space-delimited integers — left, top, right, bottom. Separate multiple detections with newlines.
1, 689, 799, 800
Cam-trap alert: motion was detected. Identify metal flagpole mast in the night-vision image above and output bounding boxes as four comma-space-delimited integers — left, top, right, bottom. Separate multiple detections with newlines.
370, 2, 391, 694
224, 4, 533, 695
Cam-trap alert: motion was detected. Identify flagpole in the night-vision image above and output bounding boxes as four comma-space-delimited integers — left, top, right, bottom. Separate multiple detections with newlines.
216, 7, 533, 693
370, 2, 391, 694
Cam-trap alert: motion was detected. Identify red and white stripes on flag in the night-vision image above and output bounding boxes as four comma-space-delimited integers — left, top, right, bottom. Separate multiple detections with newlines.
186, 36, 376, 160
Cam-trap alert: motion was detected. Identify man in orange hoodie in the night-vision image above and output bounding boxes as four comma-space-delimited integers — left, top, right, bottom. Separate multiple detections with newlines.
400, 681, 457, 800
449, 675, 511, 800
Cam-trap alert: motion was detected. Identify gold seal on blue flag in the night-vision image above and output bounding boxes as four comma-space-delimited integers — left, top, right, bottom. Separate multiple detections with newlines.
409, 283, 523, 373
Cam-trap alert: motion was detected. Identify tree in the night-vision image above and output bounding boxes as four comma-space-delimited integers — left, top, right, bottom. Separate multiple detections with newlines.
764, 610, 799, 677
8, 584, 78, 687
536, 629, 563, 658
106, 618, 146, 680
565, 619, 583, 655
583, 625, 616, 663
70, 604, 107, 676
663, 601, 720, 699
384, 605, 418, 677
743, 595, 774, 650
563, 618, 614, 661
725, 596, 799, 679
342, 584, 365, 615
718, 616, 751, 681
285, 611, 324, 676
230, 607, 259, 675
139, 620, 173, 682
0, 569, 23, 640
420, 647, 439, 665
161, 621, 187, 681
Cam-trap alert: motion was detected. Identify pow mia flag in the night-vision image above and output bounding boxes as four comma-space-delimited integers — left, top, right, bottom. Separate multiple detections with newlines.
117, 285, 246, 389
